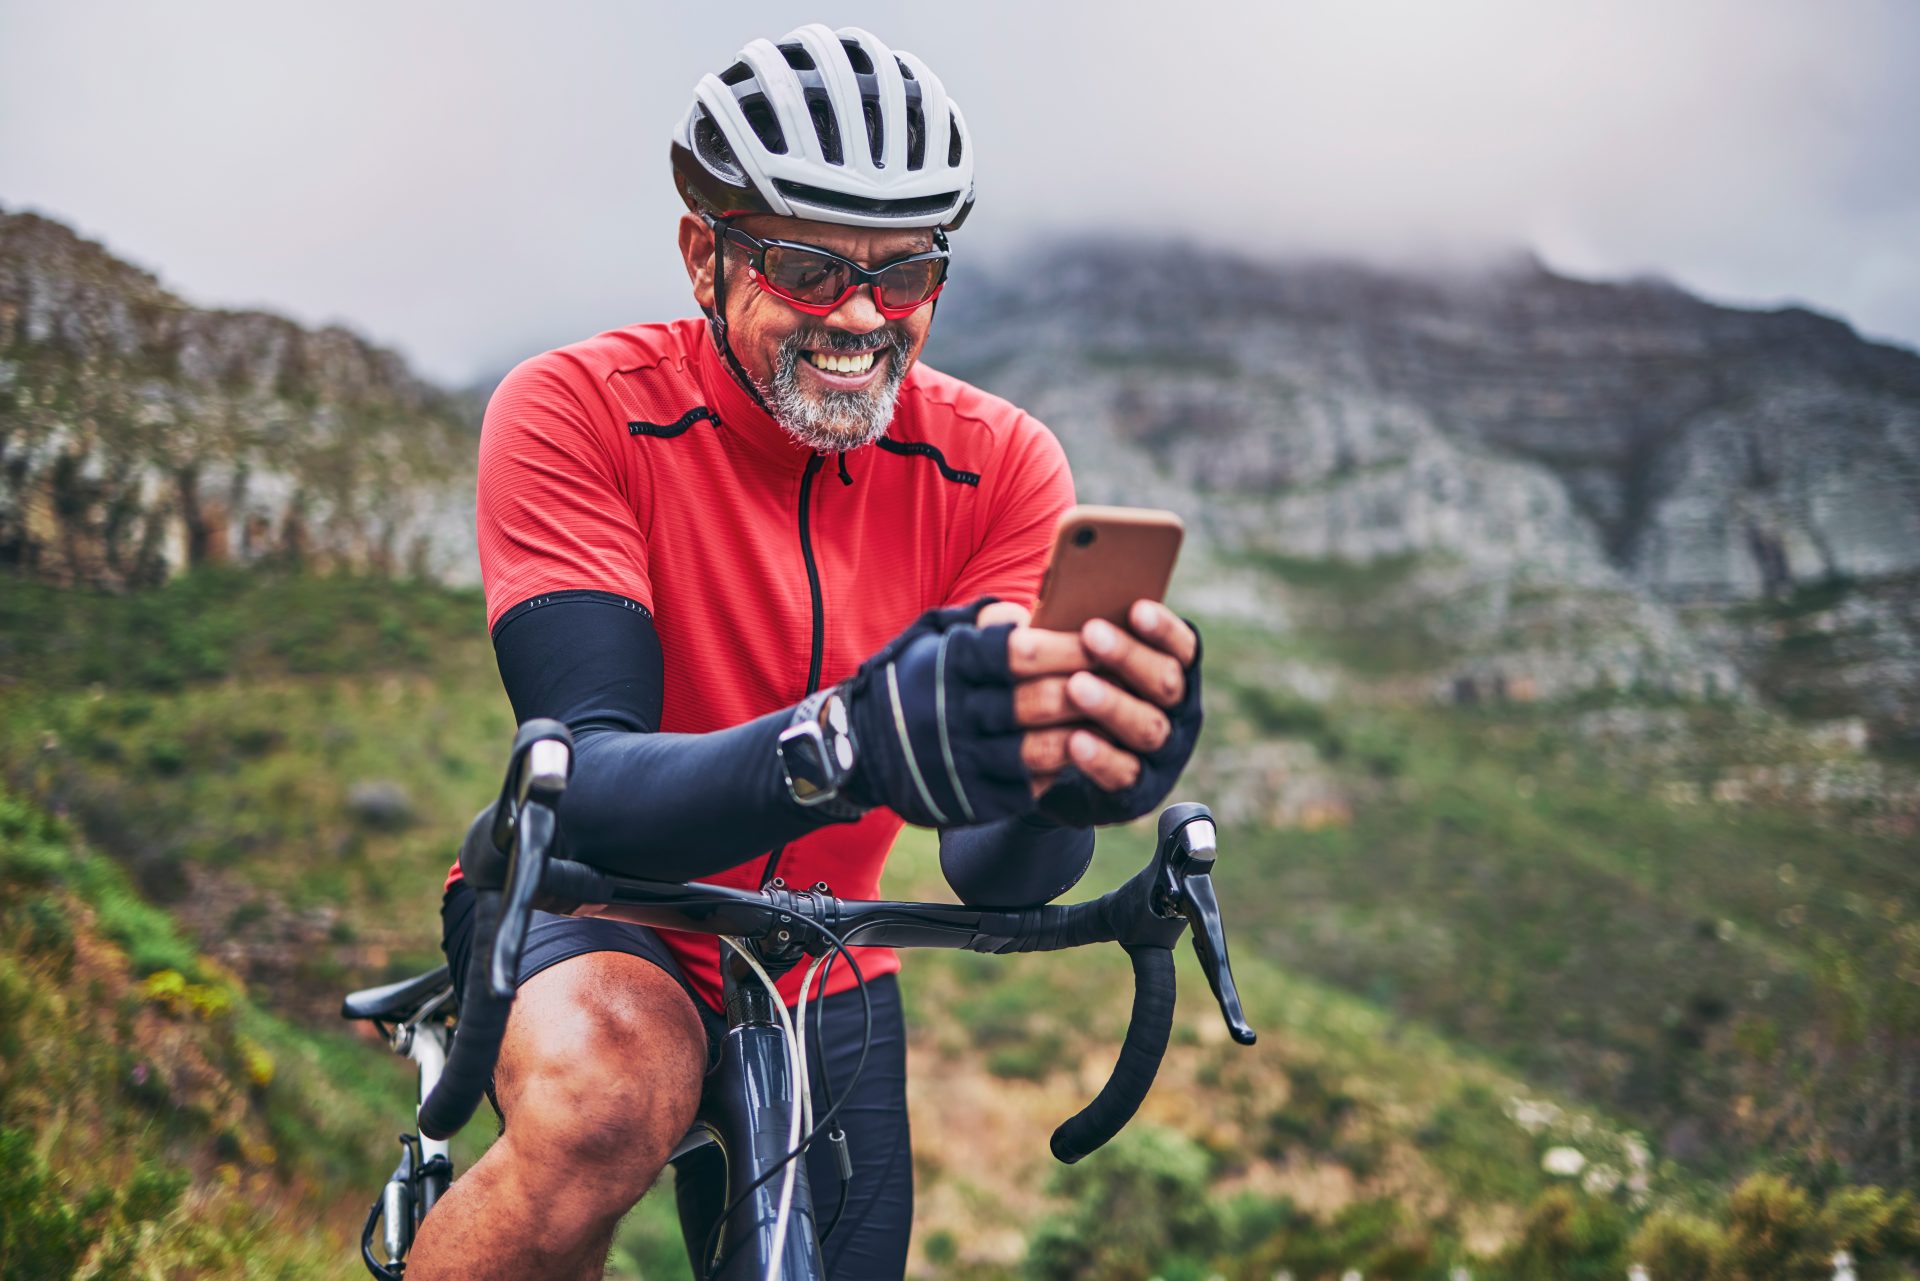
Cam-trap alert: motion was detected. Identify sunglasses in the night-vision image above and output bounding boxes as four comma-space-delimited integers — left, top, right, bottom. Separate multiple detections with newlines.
709, 217, 950, 320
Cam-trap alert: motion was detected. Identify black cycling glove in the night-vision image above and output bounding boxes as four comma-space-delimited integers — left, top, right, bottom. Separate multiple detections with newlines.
839, 599, 1036, 828
1036, 624, 1205, 828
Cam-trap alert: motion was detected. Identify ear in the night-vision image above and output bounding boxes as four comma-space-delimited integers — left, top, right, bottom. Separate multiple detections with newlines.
678, 213, 717, 313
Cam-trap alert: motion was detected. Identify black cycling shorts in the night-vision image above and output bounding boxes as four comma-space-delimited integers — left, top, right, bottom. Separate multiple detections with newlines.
439, 882, 913, 1279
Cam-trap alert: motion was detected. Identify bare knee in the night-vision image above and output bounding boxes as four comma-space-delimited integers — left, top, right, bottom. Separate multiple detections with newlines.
492, 953, 706, 1213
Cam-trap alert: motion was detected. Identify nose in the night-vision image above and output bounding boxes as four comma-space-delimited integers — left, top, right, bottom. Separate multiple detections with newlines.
822, 283, 887, 334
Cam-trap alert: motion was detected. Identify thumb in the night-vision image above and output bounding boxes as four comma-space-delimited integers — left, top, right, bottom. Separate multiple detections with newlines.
976, 600, 1032, 629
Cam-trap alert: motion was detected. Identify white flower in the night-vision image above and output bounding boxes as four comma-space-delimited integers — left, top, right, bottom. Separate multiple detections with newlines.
1582, 1164, 1622, 1195
1542, 1146, 1587, 1177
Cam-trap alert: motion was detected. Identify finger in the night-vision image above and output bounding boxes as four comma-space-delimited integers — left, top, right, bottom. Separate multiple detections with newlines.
1068, 729, 1142, 792
1128, 600, 1198, 667
1066, 671, 1172, 754
1081, 618, 1186, 709
1004, 625, 1092, 679
975, 600, 1032, 629
1011, 676, 1077, 728
1020, 727, 1074, 775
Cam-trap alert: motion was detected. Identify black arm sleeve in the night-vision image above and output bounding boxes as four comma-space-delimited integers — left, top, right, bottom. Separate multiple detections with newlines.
939, 813, 1095, 908
491, 594, 836, 882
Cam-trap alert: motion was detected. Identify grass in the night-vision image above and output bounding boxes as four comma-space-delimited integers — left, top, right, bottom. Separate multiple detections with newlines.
2, 563, 1917, 1277
0, 789, 409, 1277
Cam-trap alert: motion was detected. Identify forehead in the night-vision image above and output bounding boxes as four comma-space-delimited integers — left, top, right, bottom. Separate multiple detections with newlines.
732, 214, 934, 263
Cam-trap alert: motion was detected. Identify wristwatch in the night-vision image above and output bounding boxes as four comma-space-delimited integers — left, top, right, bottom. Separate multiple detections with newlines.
777, 688, 867, 821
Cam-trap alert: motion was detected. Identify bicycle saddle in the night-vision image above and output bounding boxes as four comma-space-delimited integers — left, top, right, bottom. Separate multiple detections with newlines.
342, 965, 453, 1022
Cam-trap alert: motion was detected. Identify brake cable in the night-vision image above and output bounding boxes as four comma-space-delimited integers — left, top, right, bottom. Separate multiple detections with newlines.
700, 919, 873, 1276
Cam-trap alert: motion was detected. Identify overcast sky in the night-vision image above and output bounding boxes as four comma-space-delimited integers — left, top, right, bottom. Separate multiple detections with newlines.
4, 1, 1917, 384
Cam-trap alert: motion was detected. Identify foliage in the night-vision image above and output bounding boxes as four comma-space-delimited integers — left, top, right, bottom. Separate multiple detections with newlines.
0, 566, 483, 693
1489, 1187, 1632, 1280
0, 787, 401, 1277
1024, 1126, 1220, 1281
1629, 1209, 1728, 1281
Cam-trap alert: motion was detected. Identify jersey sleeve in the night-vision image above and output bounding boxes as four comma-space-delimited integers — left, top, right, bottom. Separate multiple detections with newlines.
475, 353, 652, 632
946, 412, 1076, 608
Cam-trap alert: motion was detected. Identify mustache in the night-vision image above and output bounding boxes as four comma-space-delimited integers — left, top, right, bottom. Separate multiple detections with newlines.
784, 325, 910, 356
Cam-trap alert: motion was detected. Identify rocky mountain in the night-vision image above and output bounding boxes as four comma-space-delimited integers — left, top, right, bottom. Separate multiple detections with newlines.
931, 242, 1920, 744
8, 207, 1917, 744
0, 207, 477, 590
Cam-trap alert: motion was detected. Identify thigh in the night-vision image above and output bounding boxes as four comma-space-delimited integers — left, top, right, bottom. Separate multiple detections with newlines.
490, 948, 708, 1160
805, 973, 911, 1281
442, 882, 726, 1079
439, 882, 725, 1172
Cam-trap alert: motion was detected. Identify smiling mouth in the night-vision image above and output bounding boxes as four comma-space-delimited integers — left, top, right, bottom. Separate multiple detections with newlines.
804, 348, 879, 376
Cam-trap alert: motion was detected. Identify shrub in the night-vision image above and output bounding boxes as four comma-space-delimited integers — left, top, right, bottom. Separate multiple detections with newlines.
1719, 1173, 1833, 1280
0, 1126, 104, 1279
1629, 1210, 1726, 1281
1024, 1126, 1219, 1281
1494, 1187, 1630, 1281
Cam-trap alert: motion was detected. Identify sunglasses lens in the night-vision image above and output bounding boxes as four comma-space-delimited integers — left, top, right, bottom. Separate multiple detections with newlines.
760, 245, 853, 306
873, 258, 945, 309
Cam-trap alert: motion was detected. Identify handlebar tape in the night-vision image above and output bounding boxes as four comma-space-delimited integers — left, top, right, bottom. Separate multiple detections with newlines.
418, 888, 509, 1141
1049, 944, 1177, 1164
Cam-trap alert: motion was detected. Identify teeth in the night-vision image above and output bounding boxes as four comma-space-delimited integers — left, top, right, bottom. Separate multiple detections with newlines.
807, 350, 876, 375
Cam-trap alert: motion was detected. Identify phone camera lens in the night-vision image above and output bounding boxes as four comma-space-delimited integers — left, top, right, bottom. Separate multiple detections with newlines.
1072, 527, 1097, 548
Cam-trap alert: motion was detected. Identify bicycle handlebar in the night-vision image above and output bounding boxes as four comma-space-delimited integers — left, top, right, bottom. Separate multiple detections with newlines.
418, 719, 573, 1141
417, 726, 1255, 1158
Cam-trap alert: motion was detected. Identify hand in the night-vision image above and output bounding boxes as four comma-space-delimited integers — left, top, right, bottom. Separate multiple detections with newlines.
835, 599, 1041, 828
1034, 601, 1204, 827
985, 599, 1196, 796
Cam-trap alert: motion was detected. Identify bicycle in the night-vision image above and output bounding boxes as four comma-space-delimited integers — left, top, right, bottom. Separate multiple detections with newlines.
343, 720, 1256, 1280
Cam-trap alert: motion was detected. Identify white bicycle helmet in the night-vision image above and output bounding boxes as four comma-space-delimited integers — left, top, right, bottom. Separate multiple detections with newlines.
670, 24, 975, 231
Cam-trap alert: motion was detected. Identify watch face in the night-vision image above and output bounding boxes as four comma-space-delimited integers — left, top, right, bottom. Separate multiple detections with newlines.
791, 737, 828, 799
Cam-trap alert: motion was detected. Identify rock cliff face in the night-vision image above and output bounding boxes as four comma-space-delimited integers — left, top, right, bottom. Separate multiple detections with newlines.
0, 207, 477, 589
7, 209, 1916, 741
930, 242, 1920, 741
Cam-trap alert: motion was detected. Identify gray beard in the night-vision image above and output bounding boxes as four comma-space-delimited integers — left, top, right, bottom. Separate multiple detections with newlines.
760, 328, 912, 453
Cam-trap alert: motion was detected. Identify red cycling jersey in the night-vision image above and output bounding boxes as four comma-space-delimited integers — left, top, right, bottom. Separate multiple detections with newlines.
454, 316, 1075, 1010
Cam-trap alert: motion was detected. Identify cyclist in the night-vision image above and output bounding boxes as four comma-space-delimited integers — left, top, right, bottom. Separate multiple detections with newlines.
413, 25, 1203, 1280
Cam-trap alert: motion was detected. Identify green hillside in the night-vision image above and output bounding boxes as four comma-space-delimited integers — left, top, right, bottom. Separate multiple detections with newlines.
3, 567, 1918, 1278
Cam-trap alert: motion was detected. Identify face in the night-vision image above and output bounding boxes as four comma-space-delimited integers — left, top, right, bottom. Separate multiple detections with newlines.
678, 212, 939, 452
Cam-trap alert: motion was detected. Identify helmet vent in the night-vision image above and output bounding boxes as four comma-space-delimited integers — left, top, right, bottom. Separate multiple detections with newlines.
739, 95, 787, 156
842, 40, 875, 74
862, 100, 884, 167
906, 102, 926, 170
947, 120, 963, 167
691, 109, 746, 181
719, 61, 753, 86
778, 42, 815, 70
894, 56, 915, 81
805, 90, 843, 165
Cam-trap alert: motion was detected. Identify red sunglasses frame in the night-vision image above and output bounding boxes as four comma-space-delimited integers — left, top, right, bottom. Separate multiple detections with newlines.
708, 216, 950, 320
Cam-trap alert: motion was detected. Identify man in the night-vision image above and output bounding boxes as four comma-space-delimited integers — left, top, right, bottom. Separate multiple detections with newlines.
414, 24, 1203, 1280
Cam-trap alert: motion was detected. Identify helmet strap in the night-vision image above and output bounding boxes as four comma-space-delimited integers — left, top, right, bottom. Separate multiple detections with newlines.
702, 215, 778, 420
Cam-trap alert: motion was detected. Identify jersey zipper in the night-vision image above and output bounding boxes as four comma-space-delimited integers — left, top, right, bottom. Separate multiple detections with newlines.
798, 451, 827, 695
764, 450, 830, 888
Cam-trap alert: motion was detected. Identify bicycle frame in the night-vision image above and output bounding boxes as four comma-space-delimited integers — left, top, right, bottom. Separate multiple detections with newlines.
356, 719, 1255, 1281
349, 985, 455, 1278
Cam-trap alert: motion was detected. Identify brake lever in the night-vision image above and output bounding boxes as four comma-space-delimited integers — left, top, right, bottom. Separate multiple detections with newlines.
486, 722, 574, 999
1156, 804, 1257, 1046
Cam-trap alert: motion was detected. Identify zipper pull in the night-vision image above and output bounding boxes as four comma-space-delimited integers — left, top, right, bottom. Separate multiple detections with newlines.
836, 452, 853, 486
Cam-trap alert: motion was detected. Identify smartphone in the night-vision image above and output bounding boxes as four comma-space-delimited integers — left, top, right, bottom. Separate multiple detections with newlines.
1030, 505, 1185, 633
